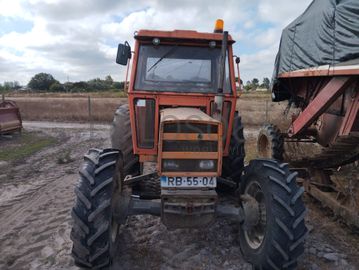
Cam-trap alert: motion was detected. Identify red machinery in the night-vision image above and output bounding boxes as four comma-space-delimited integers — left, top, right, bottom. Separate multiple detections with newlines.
0, 100, 22, 135
260, 0, 359, 227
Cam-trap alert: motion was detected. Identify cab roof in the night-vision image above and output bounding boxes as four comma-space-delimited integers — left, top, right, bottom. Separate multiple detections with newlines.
135, 29, 235, 45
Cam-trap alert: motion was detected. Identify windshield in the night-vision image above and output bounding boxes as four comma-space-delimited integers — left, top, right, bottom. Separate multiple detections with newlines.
134, 44, 232, 93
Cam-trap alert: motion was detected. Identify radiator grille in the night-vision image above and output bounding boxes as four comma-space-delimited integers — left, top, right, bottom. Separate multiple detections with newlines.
160, 121, 221, 176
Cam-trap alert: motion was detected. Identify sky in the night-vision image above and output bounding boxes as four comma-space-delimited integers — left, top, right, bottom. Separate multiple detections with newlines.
0, 0, 313, 86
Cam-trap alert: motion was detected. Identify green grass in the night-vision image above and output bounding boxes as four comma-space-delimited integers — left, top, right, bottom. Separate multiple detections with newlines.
0, 132, 56, 162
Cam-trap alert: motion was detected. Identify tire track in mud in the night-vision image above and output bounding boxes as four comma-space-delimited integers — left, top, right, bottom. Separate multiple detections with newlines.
0, 128, 109, 270
0, 175, 76, 269
112, 207, 252, 270
0, 125, 357, 270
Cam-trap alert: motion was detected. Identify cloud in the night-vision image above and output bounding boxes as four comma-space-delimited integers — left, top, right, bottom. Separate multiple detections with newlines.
0, 0, 313, 85
258, 0, 313, 26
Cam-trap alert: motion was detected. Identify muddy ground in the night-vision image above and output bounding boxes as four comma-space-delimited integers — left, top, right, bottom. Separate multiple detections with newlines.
0, 123, 358, 270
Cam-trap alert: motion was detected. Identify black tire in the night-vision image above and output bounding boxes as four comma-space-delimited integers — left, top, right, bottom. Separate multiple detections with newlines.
222, 113, 245, 183
111, 104, 140, 177
239, 159, 307, 270
139, 174, 161, 198
71, 148, 120, 269
257, 124, 284, 161
111, 104, 159, 197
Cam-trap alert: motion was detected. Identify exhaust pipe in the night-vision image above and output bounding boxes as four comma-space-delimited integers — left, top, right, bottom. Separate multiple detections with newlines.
213, 31, 228, 121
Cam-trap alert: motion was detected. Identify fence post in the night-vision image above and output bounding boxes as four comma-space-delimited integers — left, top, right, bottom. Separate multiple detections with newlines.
265, 100, 269, 123
1, 93, 4, 103
88, 96, 93, 139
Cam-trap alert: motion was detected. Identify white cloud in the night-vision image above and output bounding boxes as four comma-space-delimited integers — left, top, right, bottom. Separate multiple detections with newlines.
0, 0, 313, 85
258, 0, 312, 26
0, 0, 23, 17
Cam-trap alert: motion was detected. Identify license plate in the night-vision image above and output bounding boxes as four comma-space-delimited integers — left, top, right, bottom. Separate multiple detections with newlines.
160, 176, 217, 188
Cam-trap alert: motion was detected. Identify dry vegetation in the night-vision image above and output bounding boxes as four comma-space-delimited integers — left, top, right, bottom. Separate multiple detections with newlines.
8, 92, 293, 129
11, 97, 127, 122
6, 91, 127, 98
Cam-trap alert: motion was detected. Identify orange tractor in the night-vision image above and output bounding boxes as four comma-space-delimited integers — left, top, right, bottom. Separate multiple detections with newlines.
70, 20, 307, 269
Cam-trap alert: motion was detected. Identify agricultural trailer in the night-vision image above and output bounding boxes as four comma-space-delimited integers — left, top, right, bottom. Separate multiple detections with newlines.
257, 0, 359, 227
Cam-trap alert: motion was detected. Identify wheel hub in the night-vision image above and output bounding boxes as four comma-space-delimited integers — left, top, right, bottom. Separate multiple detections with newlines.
241, 181, 267, 249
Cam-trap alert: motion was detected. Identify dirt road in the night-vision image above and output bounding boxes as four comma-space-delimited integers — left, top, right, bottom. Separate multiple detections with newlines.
0, 123, 357, 270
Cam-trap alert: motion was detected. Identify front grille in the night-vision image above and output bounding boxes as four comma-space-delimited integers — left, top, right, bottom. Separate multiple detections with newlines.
164, 122, 218, 133
162, 140, 218, 152
160, 121, 221, 175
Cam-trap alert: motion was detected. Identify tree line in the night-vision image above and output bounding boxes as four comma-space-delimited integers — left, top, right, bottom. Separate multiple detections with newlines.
243, 77, 270, 91
0, 73, 125, 92
1, 72, 271, 93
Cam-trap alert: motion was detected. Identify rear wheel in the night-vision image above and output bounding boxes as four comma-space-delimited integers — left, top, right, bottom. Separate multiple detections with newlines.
111, 104, 140, 177
221, 113, 245, 189
239, 159, 307, 270
111, 104, 159, 197
221, 112, 245, 193
257, 124, 284, 161
70, 148, 124, 269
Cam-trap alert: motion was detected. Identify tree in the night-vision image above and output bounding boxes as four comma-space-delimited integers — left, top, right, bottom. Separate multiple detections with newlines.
251, 78, 259, 86
113, 81, 124, 90
105, 75, 114, 85
1, 81, 21, 91
262, 77, 270, 90
72, 81, 89, 92
49, 82, 65, 92
244, 81, 252, 91
87, 78, 108, 91
28, 73, 58, 91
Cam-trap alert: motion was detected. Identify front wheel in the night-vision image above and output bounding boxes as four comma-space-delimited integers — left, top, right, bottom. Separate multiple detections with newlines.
239, 159, 307, 270
70, 148, 124, 269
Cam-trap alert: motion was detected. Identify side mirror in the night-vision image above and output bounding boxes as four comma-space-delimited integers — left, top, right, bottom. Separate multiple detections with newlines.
116, 41, 131, 65
235, 57, 240, 64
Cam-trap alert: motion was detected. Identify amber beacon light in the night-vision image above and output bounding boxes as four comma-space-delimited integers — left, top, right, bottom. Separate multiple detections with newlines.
214, 19, 224, 33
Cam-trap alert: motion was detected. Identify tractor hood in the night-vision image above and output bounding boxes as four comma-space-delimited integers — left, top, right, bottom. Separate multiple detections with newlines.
160, 107, 220, 125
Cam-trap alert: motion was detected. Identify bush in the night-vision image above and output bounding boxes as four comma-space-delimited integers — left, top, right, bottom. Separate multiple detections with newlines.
49, 82, 65, 92
112, 81, 124, 90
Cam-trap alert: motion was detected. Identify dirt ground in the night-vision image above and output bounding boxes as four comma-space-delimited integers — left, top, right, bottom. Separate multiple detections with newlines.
0, 123, 358, 270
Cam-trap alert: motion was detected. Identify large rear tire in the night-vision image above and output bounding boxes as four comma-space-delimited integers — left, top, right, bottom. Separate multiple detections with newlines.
221, 113, 245, 186
111, 104, 140, 177
239, 159, 307, 270
71, 148, 122, 269
111, 104, 160, 197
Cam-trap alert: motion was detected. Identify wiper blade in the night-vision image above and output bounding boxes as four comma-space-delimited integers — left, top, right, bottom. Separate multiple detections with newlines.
147, 46, 178, 73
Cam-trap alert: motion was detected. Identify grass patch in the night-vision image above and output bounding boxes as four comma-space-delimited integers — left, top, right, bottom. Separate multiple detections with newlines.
239, 91, 271, 100
0, 132, 56, 162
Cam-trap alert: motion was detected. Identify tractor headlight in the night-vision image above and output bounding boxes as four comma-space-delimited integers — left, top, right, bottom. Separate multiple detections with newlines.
199, 160, 215, 170
163, 160, 179, 170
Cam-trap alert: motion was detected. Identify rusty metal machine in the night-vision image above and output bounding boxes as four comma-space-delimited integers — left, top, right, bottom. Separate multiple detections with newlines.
258, 0, 359, 227
0, 99, 22, 135
70, 20, 308, 270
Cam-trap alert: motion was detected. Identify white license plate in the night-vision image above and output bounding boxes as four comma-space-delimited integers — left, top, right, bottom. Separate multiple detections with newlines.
160, 176, 216, 188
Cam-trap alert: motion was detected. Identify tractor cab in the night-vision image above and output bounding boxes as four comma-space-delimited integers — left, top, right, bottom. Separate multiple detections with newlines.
116, 20, 239, 176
